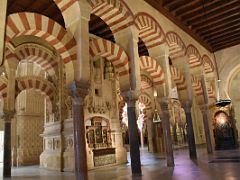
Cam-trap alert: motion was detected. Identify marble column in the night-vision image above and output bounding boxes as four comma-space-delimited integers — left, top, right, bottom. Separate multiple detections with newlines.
159, 98, 174, 167
70, 83, 88, 180
3, 111, 14, 177
146, 117, 154, 152
123, 90, 142, 176
183, 100, 197, 159
200, 105, 213, 154
200, 76, 213, 154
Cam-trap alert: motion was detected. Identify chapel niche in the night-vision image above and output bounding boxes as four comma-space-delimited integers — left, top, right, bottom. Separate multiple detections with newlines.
213, 106, 238, 150
85, 117, 116, 167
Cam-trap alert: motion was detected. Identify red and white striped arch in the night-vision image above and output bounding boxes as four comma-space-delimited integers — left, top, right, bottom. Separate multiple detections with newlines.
166, 31, 186, 60
5, 46, 19, 62
140, 74, 153, 90
170, 66, 187, 91
6, 12, 76, 84
16, 76, 55, 101
207, 85, 216, 100
186, 44, 202, 68
135, 13, 165, 49
88, 0, 133, 33
139, 56, 165, 86
14, 44, 58, 77
52, 0, 80, 28
191, 75, 203, 96
202, 55, 214, 74
0, 78, 8, 99
89, 38, 130, 90
54, 0, 77, 14
138, 93, 152, 110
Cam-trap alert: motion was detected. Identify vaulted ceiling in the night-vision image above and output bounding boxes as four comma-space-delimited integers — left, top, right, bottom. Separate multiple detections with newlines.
144, 0, 240, 52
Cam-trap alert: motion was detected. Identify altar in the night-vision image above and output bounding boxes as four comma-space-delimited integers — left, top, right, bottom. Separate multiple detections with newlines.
86, 117, 116, 167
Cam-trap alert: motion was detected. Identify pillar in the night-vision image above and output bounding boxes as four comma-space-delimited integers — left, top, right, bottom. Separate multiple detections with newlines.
182, 100, 197, 159
3, 58, 17, 176
123, 90, 142, 176
146, 117, 154, 152
70, 82, 88, 180
200, 76, 213, 154
200, 105, 213, 154
3, 111, 14, 177
158, 98, 174, 167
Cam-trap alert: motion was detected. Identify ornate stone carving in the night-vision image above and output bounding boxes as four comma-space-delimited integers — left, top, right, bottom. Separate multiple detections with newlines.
2, 110, 15, 122
66, 137, 74, 150
104, 61, 114, 80
65, 96, 72, 118
159, 97, 169, 112
54, 139, 60, 149
47, 139, 53, 149
86, 97, 111, 114
121, 90, 140, 107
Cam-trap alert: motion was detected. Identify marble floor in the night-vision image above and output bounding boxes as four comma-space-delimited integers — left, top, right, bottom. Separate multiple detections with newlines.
1, 146, 240, 180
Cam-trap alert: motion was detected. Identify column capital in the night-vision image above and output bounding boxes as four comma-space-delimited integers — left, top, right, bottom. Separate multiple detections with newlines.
157, 97, 169, 112
1, 110, 15, 122
199, 104, 209, 112
182, 100, 192, 113
121, 90, 140, 107
69, 81, 89, 105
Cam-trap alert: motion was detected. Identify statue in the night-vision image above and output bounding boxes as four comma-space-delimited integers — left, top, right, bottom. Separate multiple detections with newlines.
65, 96, 72, 119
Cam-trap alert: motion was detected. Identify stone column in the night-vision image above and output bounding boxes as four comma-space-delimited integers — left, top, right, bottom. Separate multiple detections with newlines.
3, 111, 14, 177
200, 76, 213, 154
123, 90, 142, 176
182, 100, 197, 159
70, 82, 88, 180
200, 104, 213, 154
146, 117, 154, 152
158, 98, 174, 167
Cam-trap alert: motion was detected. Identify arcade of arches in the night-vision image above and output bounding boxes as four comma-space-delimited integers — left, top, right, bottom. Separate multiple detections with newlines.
0, 0, 239, 179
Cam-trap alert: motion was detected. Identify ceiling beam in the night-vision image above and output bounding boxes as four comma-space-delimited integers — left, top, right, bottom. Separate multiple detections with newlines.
144, 0, 212, 52
192, 9, 240, 31
170, 0, 200, 15
176, 0, 219, 19
202, 24, 240, 40
198, 18, 240, 36
209, 32, 240, 45
187, 3, 240, 27
213, 40, 240, 51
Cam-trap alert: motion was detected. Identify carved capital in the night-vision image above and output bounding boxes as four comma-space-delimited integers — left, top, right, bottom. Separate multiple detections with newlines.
2, 110, 15, 122
121, 90, 140, 107
68, 81, 89, 105
182, 100, 192, 113
199, 104, 208, 114
158, 97, 169, 112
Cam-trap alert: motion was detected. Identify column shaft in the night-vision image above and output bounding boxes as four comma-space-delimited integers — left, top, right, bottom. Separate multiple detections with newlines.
201, 105, 213, 154
159, 99, 174, 167
200, 77, 213, 154
3, 120, 11, 177
146, 119, 154, 152
72, 97, 88, 180
184, 102, 197, 159
127, 103, 142, 175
